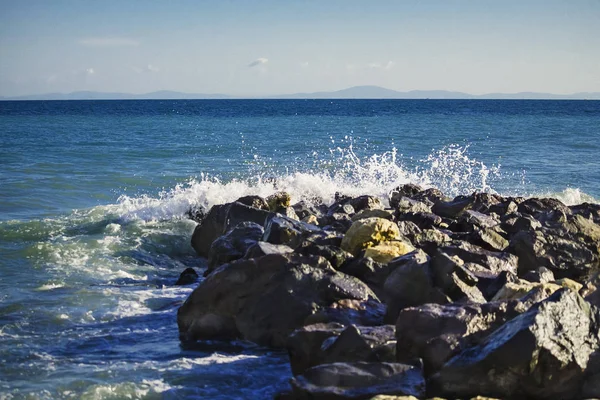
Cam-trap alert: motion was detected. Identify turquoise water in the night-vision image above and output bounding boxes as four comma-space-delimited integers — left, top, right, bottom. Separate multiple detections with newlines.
1, 99, 599, 399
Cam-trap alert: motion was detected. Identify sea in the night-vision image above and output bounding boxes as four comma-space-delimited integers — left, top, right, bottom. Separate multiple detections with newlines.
1, 99, 599, 399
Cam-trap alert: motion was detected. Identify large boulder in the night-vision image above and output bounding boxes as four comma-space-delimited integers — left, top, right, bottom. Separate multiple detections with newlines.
341, 218, 401, 256
206, 221, 264, 275
289, 362, 425, 400
383, 250, 449, 323
263, 214, 322, 249
430, 289, 600, 400
177, 253, 377, 347
363, 240, 416, 264
395, 287, 558, 374
191, 201, 271, 257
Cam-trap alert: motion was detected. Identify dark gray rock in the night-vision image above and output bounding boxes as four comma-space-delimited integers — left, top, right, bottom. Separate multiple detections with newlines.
469, 227, 509, 251
297, 244, 354, 270
305, 299, 386, 327
288, 324, 396, 376
175, 267, 199, 285
501, 214, 542, 236
206, 221, 264, 274
383, 250, 450, 323
191, 202, 271, 257
430, 289, 600, 400
290, 362, 425, 400
394, 197, 432, 214
395, 288, 557, 374
398, 212, 443, 230
429, 250, 487, 304
432, 197, 474, 219
243, 241, 294, 259
177, 253, 377, 347
438, 241, 518, 277
234, 195, 269, 210
348, 195, 384, 212
263, 214, 321, 249
389, 184, 424, 209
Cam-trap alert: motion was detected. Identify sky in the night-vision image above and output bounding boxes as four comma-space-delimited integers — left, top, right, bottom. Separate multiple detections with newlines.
1, 0, 599, 97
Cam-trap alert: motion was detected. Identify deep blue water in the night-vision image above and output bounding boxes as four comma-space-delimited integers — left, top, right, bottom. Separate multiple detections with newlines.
1, 99, 599, 399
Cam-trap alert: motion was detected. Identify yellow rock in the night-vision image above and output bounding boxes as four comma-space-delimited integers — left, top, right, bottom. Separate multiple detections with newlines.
341, 217, 401, 255
555, 278, 583, 292
302, 214, 319, 225
266, 192, 291, 210
492, 279, 561, 301
364, 240, 416, 263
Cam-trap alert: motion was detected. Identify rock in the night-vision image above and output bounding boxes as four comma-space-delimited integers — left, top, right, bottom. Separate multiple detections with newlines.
438, 241, 518, 277
571, 202, 600, 224
288, 324, 396, 376
274, 206, 300, 220
491, 279, 561, 301
383, 250, 449, 323
206, 221, 264, 274
363, 240, 416, 264
395, 289, 558, 374
263, 214, 321, 249
469, 228, 508, 251
177, 253, 377, 347
305, 299, 386, 327
517, 197, 572, 219
243, 241, 294, 259
351, 209, 395, 222
191, 201, 271, 257
430, 289, 600, 400
338, 257, 386, 289
266, 191, 292, 211
396, 221, 422, 238
394, 197, 432, 214
522, 266, 555, 283
287, 323, 346, 375
458, 210, 500, 230
429, 250, 487, 304
290, 362, 425, 399
389, 184, 425, 209
398, 212, 442, 230
510, 229, 599, 279
412, 229, 452, 253
175, 267, 199, 285
341, 218, 401, 256
348, 195, 384, 213
298, 244, 354, 270
186, 204, 207, 223
412, 188, 447, 206
235, 195, 269, 210
328, 203, 356, 217
501, 214, 542, 236
303, 214, 319, 225
477, 270, 519, 300
432, 197, 474, 219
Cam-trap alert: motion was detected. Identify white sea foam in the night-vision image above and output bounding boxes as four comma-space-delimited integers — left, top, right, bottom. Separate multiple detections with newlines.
78, 379, 173, 400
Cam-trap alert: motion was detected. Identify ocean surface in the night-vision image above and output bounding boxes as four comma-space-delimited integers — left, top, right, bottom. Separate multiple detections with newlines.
1, 99, 599, 399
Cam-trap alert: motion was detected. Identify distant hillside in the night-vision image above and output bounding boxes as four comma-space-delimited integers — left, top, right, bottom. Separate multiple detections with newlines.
2, 86, 599, 100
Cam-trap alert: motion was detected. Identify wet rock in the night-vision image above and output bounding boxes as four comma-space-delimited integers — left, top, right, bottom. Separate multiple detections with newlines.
430, 289, 600, 400
341, 218, 401, 256
517, 197, 572, 220
206, 221, 264, 274
412, 229, 452, 254
177, 253, 377, 347
363, 240, 416, 264
263, 214, 321, 249
274, 206, 300, 220
413, 188, 447, 206
429, 250, 486, 304
571, 202, 600, 224
438, 241, 518, 277
175, 267, 199, 285
338, 257, 386, 288
186, 204, 207, 223
290, 362, 425, 400
288, 324, 396, 376
327, 203, 356, 217
190, 202, 271, 257
383, 250, 449, 323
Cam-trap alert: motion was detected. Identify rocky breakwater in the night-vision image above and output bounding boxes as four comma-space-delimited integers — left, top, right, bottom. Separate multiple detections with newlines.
177, 186, 600, 399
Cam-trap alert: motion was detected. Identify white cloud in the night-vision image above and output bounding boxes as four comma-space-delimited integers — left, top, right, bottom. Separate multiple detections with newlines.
86, 68, 95, 75
146, 64, 160, 72
300, 61, 309, 68
78, 37, 140, 47
248, 57, 268, 68
367, 61, 395, 70
131, 64, 160, 74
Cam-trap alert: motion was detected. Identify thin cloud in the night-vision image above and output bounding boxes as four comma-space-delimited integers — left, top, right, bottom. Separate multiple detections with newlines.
131, 64, 160, 74
368, 61, 395, 70
78, 37, 140, 47
248, 57, 268, 68
85, 68, 95, 75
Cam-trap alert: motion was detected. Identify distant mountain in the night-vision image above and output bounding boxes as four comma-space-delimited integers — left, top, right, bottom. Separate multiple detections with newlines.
2, 86, 599, 100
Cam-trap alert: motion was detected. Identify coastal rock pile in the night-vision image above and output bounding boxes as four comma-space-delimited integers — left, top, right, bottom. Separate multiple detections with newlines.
177, 186, 600, 399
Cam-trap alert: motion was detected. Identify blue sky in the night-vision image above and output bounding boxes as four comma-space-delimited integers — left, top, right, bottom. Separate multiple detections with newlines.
1, 0, 599, 96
